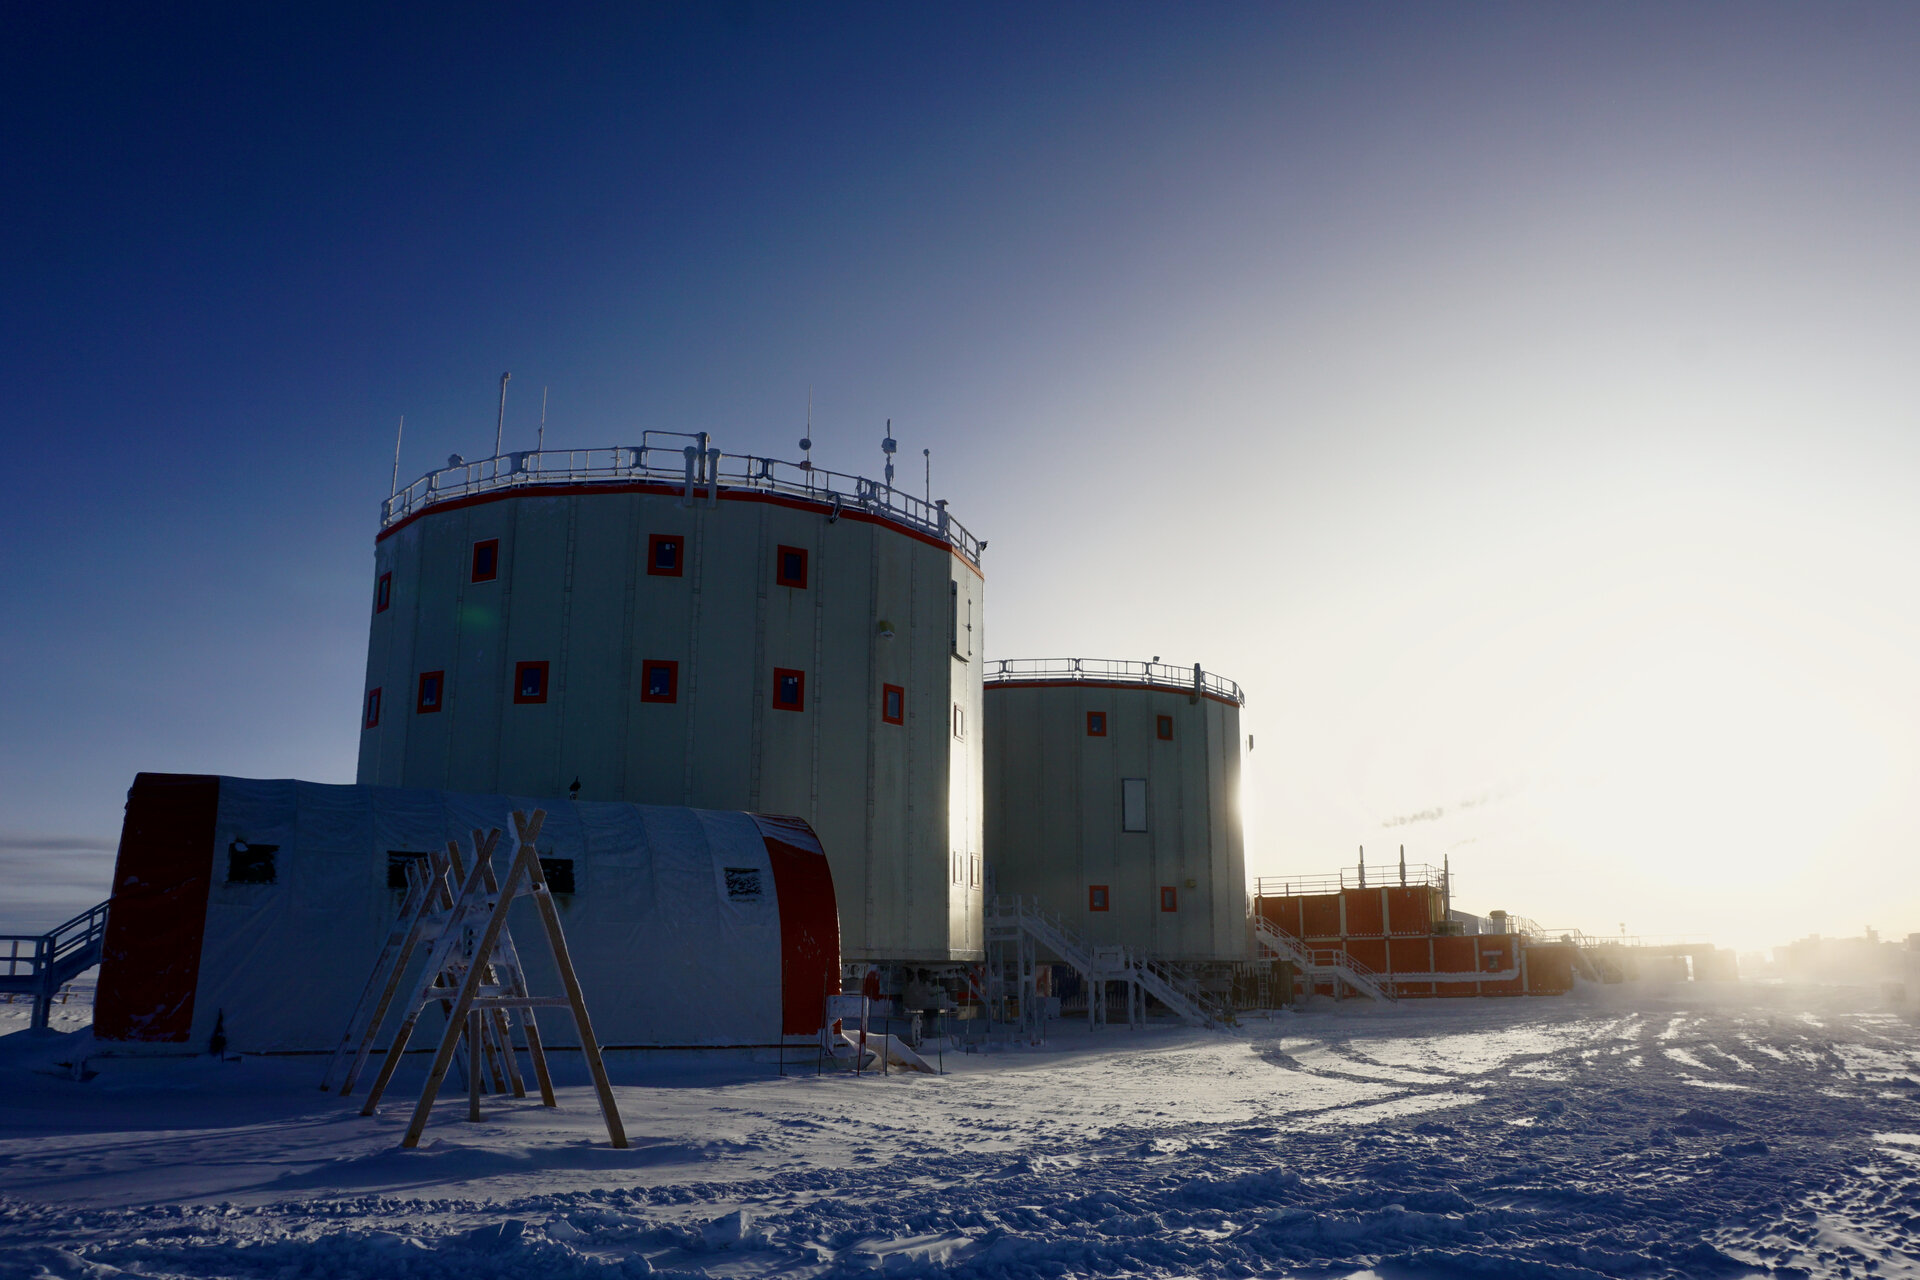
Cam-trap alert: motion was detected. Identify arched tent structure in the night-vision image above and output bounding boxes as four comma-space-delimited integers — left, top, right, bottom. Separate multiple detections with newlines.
94, 773, 839, 1054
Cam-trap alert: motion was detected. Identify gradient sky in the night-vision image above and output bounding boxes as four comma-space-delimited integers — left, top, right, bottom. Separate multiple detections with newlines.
5, 4, 1917, 953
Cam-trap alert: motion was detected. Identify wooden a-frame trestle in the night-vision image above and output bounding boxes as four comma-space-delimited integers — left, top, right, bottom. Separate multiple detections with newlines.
334, 809, 628, 1149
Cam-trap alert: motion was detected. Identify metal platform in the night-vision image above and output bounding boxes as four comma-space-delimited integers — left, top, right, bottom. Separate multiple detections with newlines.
1, 900, 109, 1031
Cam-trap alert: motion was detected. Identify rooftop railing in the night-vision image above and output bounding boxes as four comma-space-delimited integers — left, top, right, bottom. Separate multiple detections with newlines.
1251, 863, 1448, 897
984, 657, 1245, 706
381, 432, 984, 566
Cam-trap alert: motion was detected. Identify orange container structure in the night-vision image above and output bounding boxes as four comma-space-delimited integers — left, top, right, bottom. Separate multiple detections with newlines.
1252, 861, 1577, 1000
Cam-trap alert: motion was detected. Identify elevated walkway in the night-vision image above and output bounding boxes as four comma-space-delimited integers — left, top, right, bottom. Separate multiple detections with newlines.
986, 896, 1232, 1031
1250, 915, 1397, 1002
1, 900, 110, 1030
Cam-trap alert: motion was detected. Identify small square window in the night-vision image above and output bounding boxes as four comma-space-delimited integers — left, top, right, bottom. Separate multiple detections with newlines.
1157, 715, 1173, 741
953, 703, 966, 739
776, 544, 809, 589
539, 857, 576, 895
773, 667, 805, 711
226, 840, 278, 885
882, 683, 904, 725
1160, 885, 1179, 913
648, 533, 684, 577
471, 539, 499, 582
1086, 711, 1107, 737
1088, 884, 1110, 912
514, 660, 550, 704
416, 670, 445, 714
364, 687, 382, 729
641, 659, 679, 703
375, 572, 392, 613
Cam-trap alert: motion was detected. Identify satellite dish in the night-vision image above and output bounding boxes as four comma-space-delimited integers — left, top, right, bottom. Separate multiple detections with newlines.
448, 453, 465, 467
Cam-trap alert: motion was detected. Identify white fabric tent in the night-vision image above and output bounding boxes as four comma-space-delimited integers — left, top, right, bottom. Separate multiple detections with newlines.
95, 775, 840, 1053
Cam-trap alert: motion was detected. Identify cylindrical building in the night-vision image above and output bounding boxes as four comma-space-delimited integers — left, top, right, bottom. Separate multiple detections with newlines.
356, 438, 985, 964
984, 658, 1247, 963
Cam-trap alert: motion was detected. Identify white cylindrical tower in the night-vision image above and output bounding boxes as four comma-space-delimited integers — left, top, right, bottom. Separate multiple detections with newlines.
357, 439, 986, 964
984, 659, 1247, 963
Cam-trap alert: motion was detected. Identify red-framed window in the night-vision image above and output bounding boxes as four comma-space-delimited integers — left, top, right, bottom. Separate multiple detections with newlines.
1160, 886, 1179, 913
416, 670, 445, 714
1088, 884, 1111, 912
640, 659, 679, 704
648, 533, 684, 577
882, 683, 905, 725
1086, 710, 1107, 737
364, 687, 382, 729
772, 667, 805, 711
776, 545, 809, 589
471, 539, 499, 582
513, 661, 550, 704
1157, 714, 1173, 741
375, 572, 392, 613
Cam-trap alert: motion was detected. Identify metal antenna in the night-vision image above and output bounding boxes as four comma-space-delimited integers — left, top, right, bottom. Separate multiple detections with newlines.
882, 419, 896, 489
493, 371, 511, 458
537, 386, 548, 452
800, 387, 813, 470
923, 447, 931, 503
390, 415, 404, 497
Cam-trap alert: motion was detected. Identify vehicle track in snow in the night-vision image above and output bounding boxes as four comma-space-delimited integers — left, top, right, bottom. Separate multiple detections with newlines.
4, 991, 1918, 1279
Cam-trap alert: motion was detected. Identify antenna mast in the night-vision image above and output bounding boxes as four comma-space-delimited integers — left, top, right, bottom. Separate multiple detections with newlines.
923, 447, 931, 503
800, 387, 813, 471
538, 386, 548, 452
390, 415, 404, 498
493, 372, 511, 458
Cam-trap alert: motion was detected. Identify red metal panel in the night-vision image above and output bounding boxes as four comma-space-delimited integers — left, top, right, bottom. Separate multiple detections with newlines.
1432, 935, 1476, 972
1342, 889, 1385, 937
1523, 942, 1576, 995
1476, 935, 1517, 973
1387, 937, 1433, 974
1255, 896, 1303, 938
1344, 938, 1388, 973
755, 814, 843, 1036
95, 774, 221, 1043
1386, 886, 1437, 935
1301, 893, 1342, 938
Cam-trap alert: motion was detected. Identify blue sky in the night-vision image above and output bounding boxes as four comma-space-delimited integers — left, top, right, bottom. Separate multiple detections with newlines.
5, 4, 1919, 950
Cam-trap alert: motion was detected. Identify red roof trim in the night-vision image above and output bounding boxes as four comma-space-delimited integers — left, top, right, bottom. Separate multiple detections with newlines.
984, 678, 1242, 708
376, 481, 984, 579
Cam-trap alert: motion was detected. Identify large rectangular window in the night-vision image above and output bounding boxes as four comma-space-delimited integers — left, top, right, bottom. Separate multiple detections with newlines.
1157, 715, 1173, 741
375, 572, 392, 613
226, 840, 278, 885
471, 539, 499, 582
1088, 884, 1110, 912
773, 667, 805, 711
641, 659, 678, 703
648, 533, 684, 577
1121, 777, 1148, 832
514, 661, 550, 704
416, 670, 444, 714
882, 683, 904, 725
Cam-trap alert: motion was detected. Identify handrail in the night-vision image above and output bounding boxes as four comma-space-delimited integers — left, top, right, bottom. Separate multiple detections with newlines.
382, 442, 984, 567
984, 657, 1244, 706
1251, 865, 1447, 896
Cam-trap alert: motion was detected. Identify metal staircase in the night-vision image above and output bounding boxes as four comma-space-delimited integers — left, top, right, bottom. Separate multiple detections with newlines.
986, 896, 1231, 1031
1, 900, 110, 1031
1250, 914, 1396, 1002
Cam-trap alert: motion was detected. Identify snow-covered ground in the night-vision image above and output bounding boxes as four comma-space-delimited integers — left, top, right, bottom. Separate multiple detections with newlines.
4, 983, 1918, 1278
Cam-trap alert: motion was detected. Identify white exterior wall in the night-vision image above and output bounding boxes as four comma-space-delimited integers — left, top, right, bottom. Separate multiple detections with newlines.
984, 679, 1247, 963
356, 484, 984, 963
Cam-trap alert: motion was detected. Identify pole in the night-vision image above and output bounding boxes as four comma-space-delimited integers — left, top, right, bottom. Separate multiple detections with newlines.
494, 371, 511, 458
923, 448, 930, 503
390, 416, 404, 497
537, 386, 547, 452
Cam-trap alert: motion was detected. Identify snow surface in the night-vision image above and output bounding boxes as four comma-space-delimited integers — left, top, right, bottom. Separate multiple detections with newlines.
4, 983, 1918, 1278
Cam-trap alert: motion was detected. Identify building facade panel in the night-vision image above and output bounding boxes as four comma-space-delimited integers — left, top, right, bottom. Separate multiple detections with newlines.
359, 477, 984, 963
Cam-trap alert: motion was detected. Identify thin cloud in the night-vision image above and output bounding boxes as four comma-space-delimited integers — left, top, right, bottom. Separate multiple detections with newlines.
0, 835, 118, 853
